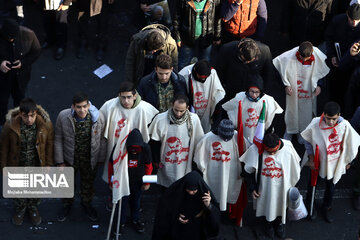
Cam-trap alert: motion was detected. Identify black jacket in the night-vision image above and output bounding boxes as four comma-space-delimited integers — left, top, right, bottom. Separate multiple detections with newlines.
281, 0, 335, 47
0, 26, 41, 90
214, 40, 275, 101
325, 13, 360, 60
137, 70, 188, 110
173, 0, 222, 47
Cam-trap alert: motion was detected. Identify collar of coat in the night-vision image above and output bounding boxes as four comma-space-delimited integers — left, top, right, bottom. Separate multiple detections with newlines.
187, 0, 213, 13
5, 105, 50, 136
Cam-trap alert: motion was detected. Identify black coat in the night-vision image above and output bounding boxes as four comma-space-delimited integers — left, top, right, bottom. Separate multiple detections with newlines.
173, 0, 221, 47
281, 0, 335, 47
214, 40, 275, 101
0, 26, 41, 90
151, 171, 220, 240
137, 70, 188, 110
325, 13, 360, 59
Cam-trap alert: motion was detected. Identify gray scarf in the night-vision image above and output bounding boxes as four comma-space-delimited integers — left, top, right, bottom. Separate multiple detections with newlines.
168, 109, 193, 138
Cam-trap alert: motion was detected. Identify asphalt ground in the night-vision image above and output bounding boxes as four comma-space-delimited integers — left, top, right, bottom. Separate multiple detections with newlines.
1, 0, 360, 239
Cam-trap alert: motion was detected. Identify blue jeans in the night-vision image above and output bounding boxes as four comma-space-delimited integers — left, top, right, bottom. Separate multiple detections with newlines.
178, 39, 212, 70
120, 184, 141, 225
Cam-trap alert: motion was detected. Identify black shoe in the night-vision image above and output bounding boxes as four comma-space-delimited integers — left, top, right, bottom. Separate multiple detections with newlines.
306, 202, 317, 220
58, 205, 71, 222
82, 204, 98, 222
112, 224, 125, 238
132, 220, 145, 233
77, 42, 86, 59
322, 207, 334, 223
96, 48, 104, 62
54, 48, 65, 60
264, 221, 274, 239
353, 195, 360, 210
274, 223, 286, 238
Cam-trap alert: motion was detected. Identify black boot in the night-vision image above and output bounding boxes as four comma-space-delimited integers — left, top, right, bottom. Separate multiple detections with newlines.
322, 207, 334, 223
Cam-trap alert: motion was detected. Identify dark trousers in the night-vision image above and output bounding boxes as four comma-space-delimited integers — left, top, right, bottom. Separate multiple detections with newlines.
0, 75, 25, 125
76, 0, 109, 48
63, 159, 97, 207
306, 171, 336, 209
43, 9, 69, 49
120, 184, 141, 225
353, 156, 360, 196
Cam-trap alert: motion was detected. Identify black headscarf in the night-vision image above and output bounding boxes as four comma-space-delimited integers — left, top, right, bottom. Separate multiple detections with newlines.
152, 171, 220, 240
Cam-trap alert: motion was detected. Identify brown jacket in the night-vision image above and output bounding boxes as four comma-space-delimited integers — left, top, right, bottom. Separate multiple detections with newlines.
0, 105, 54, 169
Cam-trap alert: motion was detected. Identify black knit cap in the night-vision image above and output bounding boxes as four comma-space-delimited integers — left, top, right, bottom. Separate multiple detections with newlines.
193, 59, 211, 77
217, 119, 234, 142
246, 74, 264, 91
1, 18, 19, 40
348, 3, 360, 20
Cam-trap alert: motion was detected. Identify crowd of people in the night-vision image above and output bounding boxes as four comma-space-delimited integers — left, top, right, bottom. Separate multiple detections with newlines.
1, 0, 360, 239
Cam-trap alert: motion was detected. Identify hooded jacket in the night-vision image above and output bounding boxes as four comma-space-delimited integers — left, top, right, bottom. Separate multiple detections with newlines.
54, 103, 107, 169
0, 105, 54, 169
125, 24, 178, 87
125, 128, 153, 186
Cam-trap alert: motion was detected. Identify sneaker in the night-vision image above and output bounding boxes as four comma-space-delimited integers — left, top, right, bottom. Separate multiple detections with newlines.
82, 204, 98, 222
132, 220, 145, 233
322, 207, 334, 223
58, 205, 72, 222
274, 223, 286, 238
12, 209, 26, 226
28, 208, 42, 225
353, 195, 360, 210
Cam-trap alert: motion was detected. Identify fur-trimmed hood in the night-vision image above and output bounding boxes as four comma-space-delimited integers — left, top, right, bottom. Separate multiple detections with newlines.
6, 104, 51, 123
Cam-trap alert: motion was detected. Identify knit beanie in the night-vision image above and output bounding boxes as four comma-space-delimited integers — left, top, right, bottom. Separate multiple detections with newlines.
348, 3, 360, 20
193, 60, 211, 77
217, 119, 234, 142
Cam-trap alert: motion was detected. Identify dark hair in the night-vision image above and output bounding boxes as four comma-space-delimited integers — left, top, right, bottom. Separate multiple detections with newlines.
118, 81, 136, 95
237, 38, 259, 62
172, 94, 189, 106
155, 54, 173, 69
323, 101, 341, 116
19, 98, 37, 114
146, 31, 165, 51
72, 92, 89, 105
299, 41, 313, 58
263, 132, 280, 148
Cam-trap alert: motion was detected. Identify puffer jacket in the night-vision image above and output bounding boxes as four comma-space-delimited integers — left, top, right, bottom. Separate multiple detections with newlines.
125, 24, 178, 87
54, 104, 107, 170
173, 0, 222, 47
0, 105, 54, 169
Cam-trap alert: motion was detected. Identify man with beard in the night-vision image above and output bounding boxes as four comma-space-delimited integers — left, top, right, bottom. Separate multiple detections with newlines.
148, 94, 204, 188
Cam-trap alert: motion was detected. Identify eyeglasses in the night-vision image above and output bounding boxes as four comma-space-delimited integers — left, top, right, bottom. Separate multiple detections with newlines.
249, 90, 261, 95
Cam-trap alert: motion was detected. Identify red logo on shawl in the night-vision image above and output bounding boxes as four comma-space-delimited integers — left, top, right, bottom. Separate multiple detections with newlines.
115, 119, 126, 138
165, 137, 189, 164
261, 157, 283, 178
327, 132, 342, 156
297, 80, 310, 99
194, 92, 208, 111
245, 108, 259, 128
211, 142, 231, 162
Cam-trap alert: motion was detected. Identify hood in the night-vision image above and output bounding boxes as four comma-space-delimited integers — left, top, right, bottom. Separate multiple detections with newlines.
139, 23, 171, 43
6, 104, 51, 123
246, 74, 264, 92
1, 18, 19, 40
71, 101, 99, 122
126, 128, 145, 147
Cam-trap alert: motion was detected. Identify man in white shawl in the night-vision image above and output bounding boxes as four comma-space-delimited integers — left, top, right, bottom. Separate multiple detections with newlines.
273, 41, 330, 143
179, 60, 225, 133
301, 102, 360, 223
100, 81, 159, 184
222, 75, 283, 143
149, 94, 204, 188
240, 132, 301, 239
194, 119, 248, 212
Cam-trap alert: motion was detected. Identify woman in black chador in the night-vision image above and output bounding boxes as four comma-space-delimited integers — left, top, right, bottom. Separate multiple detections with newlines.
152, 171, 220, 240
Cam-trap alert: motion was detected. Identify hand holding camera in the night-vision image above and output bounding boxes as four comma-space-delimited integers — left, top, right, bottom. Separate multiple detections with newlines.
350, 42, 360, 56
